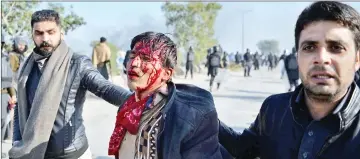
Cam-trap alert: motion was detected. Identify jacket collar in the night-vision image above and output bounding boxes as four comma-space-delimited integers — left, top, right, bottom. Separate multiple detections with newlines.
291, 82, 360, 132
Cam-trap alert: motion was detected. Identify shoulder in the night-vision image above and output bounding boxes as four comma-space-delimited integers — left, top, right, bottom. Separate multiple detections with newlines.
173, 84, 216, 117
260, 92, 293, 115
71, 53, 91, 63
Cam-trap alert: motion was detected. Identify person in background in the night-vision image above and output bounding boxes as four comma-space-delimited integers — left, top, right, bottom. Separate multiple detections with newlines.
92, 36, 112, 80
1, 34, 17, 143
9, 36, 28, 88
185, 46, 195, 79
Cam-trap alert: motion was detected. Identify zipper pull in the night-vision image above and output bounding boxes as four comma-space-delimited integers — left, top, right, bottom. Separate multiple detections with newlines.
69, 121, 72, 126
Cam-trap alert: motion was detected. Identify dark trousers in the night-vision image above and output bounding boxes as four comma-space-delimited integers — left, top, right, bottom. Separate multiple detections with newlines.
185, 61, 194, 79
244, 62, 252, 77
97, 63, 109, 80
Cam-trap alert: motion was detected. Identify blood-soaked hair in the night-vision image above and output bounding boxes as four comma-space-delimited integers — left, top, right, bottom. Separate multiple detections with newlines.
130, 32, 177, 69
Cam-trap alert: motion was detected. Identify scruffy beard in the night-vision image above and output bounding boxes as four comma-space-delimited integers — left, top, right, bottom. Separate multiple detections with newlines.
33, 39, 61, 57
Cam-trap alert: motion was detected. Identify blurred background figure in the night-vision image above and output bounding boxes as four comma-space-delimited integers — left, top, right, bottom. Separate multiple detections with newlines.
92, 37, 111, 80
9, 36, 28, 88
284, 47, 299, 92
185, 46, 195, 79
1, 35, 17, 144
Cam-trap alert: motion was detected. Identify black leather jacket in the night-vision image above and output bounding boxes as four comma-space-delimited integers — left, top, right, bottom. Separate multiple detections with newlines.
13, 53, 131, 158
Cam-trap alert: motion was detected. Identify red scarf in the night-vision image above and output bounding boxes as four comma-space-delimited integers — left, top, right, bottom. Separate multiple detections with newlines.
108, 94, 151, 157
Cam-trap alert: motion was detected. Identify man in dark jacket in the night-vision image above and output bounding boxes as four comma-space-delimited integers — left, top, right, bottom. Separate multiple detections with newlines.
285, 47, 300, 92
243, 48, 252, 77
9, 10, 131, 159
219, 2, 360, 159
185, 46, 195, 79
108, 31, 223, 159
208, 45, 222, 92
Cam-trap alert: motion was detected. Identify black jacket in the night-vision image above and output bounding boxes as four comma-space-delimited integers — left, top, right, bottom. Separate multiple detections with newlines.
13, 53, 131, 158
219, 83, 360, 159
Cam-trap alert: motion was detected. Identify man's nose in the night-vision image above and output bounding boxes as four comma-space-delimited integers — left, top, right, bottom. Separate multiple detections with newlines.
41, 33, 50, 42
130, 56, 141, 67
314, 47, 331, 65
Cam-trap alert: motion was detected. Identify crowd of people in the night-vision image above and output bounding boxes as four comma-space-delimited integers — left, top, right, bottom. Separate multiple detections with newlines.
1, 1, 360, 159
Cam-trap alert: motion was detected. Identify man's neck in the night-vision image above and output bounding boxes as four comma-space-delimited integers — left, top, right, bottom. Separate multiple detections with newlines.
135, 83, 167, 101
305, 89, 347, 121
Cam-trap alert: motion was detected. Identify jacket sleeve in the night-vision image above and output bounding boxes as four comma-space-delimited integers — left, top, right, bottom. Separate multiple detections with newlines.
13, 104, 22, 142
181, 110, 223, 159
218, 98, 272, 158
80, 56, 131, 106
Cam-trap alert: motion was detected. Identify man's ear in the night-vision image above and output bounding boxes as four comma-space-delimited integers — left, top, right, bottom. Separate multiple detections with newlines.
355, 50, 360, 71
162, 68, 174, 82
60, 29, 65, 40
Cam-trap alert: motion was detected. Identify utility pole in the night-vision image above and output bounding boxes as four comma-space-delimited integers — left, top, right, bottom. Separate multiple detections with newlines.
240, 10, 252, 53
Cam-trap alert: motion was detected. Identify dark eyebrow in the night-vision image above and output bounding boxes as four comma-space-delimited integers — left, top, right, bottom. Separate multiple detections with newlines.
325, 39, 346, 46
34, 28, 56, 33
300, 40, 318, 47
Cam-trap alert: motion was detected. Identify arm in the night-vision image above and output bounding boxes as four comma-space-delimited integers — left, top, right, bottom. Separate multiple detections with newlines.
80, 56, 132, 106
7, 87, 16, 97
181, 110, 223, 159
218, 119, 260, 158
218, 97, 275, 158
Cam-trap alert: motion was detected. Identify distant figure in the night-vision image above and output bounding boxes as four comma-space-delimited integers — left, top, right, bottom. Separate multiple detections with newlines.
1, 35, 17, 143
235, 51, 241, 65
280, 50, 287, 79
267, 53, 275, 71
222, 51, 229, 69
9, 36, 28, 88
208, 45, 222, 92
284, 47, 300, 92
206, 48, 212, 76
243, 48, 252, 77
185, 46, 195, 79
92, 37, 111, 80
253, 51, 260, 70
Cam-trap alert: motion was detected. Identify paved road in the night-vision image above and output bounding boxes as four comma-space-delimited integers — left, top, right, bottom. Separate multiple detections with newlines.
2, 65, 291, 159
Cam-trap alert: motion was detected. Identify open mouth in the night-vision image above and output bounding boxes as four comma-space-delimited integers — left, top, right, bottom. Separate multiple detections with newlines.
128, 70, 139, 79
310, 72, 335, 83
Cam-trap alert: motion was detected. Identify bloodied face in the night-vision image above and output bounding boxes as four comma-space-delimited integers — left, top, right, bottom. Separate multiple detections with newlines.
127, 40, 172, 92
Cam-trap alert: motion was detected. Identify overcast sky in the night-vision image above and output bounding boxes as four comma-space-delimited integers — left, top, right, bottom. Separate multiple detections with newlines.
33, 2, 360, 56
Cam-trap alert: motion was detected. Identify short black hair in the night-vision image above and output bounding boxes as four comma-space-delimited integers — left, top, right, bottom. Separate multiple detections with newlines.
31, 10, 61, 28
100, 37, 106, 43
295, 1, 360, 51
130, 31, 177, 69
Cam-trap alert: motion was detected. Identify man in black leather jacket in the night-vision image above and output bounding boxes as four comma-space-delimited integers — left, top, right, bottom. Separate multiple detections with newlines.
9, 10, 131, 159
219, 2, 360, 159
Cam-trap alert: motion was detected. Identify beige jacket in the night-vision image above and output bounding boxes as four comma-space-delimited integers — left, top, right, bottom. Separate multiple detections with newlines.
92, 43, 111, 67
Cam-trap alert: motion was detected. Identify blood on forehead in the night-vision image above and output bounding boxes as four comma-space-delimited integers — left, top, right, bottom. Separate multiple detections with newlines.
133, 40, 167, 62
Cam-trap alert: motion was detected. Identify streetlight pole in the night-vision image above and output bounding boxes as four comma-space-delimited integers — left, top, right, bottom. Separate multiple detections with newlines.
240, 10, 252, 53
